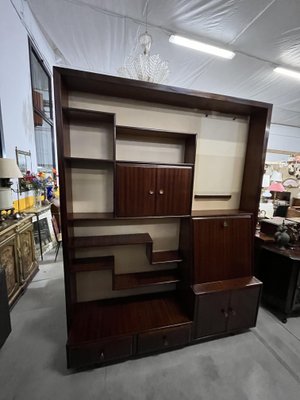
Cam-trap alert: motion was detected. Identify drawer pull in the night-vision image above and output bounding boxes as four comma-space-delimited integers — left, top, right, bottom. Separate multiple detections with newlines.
159, 189, 164, 195
223, 221, 228, 228
229, 307, 236, 316
148, 190, 154, 195
100, 351, 105, 360
162, 336, 169, 346
221, 309, 229, 318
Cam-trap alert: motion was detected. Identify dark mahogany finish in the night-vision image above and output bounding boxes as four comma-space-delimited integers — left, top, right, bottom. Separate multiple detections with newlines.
116, 164, 156, 217
116, 163, 192, 217
192, 215, 253, 284
193, 277, 262, 339
53, 66, 271, 369
257, 244, 300, 321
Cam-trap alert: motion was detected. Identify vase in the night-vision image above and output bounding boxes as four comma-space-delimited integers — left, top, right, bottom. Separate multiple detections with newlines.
33, 189, 42, 208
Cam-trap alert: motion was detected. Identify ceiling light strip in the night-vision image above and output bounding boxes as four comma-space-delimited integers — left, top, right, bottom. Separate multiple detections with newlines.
169, 35, 235, 59
274, 67, 300, 80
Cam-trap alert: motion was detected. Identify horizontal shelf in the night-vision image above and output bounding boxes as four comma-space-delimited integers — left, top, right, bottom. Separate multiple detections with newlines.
67, 292, 192, 344
67, 213, 189, 222
70, 233, 152, 248
116, 125, 197, 140
116, 160, 194, 167
192, 276, 261, 295
63, 107, 115, 123
151, 250, 182, 264
64, 157, 114, 168
67, 212, 114, 221
194, 194, 232, 200
70, 256, 114, 272
113, 269, 180, 290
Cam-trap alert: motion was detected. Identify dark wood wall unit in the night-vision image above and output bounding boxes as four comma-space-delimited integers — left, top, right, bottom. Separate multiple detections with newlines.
192, 214, 253, 283
54, 66, 271, 369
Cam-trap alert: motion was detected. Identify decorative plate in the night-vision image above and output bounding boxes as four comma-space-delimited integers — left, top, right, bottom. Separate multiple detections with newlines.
282, 178, 299, 188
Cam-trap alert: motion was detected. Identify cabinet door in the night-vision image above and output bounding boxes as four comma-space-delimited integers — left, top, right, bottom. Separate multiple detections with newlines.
193, 216, 253, 284
195, 291, 230, 338
0, 237, 20, 302
227, 286, 261, 331
18, 225, 36, 280
156, 166, 193, 216
116, 164, 156, 217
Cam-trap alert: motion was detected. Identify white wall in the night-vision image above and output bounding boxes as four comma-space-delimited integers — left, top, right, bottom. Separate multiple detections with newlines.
0, 0, 55, 201
267, 124, 300, 162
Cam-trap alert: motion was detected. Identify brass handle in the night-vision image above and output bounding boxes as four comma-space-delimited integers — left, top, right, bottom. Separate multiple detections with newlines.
221, 309, 229, 318
223, 221, 228, 228
100, 351, 105, 360
163, 336, 169, 346
148, 190, 154, 195
159, 189, 164, 195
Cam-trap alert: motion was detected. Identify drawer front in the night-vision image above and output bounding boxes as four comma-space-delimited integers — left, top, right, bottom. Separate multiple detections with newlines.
137, 325, 191, 355
67, 336, 133, 368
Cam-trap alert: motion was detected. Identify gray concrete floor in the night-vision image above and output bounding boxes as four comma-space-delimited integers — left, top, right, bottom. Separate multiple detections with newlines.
1, 249, 300, 400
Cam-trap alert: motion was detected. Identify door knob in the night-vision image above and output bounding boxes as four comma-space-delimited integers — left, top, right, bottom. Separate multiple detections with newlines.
148, 190, 154, 195
100, 351, 105, 360
221, 309, 229, 318
223, 221, 228, 228
159, 189, 164, 195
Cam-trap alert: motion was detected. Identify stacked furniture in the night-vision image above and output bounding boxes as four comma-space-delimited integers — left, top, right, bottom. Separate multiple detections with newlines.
54, 67, 272, 369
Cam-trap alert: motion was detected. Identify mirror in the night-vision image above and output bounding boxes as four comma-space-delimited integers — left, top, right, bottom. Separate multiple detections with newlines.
15, 147, 32, 192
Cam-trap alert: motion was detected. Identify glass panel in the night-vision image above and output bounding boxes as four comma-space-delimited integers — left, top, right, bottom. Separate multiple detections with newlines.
34, 114, 54, 171
31, 50, 52, 119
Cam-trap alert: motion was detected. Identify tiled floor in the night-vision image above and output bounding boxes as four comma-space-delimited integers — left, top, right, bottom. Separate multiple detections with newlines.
0, 249, 300, 400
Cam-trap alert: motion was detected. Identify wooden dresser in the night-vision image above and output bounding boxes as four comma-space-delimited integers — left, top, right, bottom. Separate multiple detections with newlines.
0, 215, 38, 307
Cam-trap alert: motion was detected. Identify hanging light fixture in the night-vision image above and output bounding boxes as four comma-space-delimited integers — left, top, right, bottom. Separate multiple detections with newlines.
118, 1, 169, 84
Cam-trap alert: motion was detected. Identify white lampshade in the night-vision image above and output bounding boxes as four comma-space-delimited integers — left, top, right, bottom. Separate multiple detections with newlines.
0, 188, 13, 210
270, 170, 283, 182
262, 190, 272, 198
0, 158, 23, 178
262, 174, 270, 188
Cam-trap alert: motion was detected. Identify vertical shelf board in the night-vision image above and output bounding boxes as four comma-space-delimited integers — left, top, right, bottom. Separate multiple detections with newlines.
239, 108, 272, 218
53, 69, 75, 328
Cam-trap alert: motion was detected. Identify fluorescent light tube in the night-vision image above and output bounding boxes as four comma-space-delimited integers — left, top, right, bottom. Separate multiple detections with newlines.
169, 35, 235, 59
274, 67, 300, 80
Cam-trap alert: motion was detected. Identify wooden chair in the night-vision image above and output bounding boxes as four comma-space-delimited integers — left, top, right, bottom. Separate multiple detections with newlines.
51, 215, 62, 261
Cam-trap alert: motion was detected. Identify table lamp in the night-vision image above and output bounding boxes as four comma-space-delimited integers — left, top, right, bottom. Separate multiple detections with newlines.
0, 158, 23, 210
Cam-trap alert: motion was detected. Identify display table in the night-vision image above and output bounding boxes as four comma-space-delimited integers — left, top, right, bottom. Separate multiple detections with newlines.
0, 215, 38, 307
256, 243, 300, 322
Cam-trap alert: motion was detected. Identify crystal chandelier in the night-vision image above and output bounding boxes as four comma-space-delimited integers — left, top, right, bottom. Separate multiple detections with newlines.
118, 31, 170, 84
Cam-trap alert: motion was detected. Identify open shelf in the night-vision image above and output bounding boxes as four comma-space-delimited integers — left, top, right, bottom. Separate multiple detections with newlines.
64, 157, 114, 168
151, 250, 182, 264
70, 256, 114, 273
194, 194, 232, 200
113, 269, 180, 290
67, 212, 115, 221
70, 233, 152, 248
67, 292, 192, 344
63, 107, 115, 123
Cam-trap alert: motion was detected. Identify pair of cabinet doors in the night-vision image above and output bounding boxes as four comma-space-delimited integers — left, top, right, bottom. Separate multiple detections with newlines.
116, 164, 193, 217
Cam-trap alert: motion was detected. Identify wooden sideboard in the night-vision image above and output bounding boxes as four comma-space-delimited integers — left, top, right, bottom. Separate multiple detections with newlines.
0, 215, 38, 307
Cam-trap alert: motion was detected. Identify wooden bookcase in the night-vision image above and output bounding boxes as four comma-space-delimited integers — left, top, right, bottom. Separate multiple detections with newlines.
54, 67, 272, 369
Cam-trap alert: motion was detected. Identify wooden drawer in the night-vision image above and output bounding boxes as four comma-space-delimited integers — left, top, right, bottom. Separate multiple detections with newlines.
67, 336, 133, 368
137, 324, 191, 355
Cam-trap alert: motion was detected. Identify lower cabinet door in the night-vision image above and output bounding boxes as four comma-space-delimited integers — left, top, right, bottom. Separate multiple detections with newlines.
195, 291, 230, 339
67, 336, 133, 368
137, 325, 191, 355
227, 286, 261, 331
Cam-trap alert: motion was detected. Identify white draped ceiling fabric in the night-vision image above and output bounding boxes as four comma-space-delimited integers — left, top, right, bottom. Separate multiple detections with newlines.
26, 0, 300, 127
